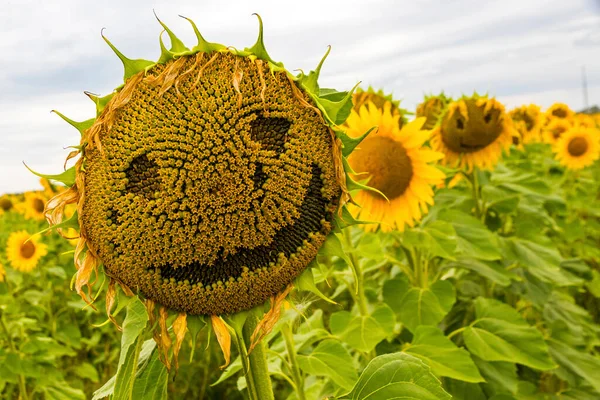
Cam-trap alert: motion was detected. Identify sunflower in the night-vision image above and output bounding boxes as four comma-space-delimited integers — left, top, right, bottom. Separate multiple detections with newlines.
6, 231, 48, 273
416, 93, 452, 130
353, 87, 409, 129
545, 102, 574, 122
344, 101, 445, 232
509, 104, 544, 144
574, 113, 597, 129
22, 191, 47, 220
553, 127, 600, 170
430, 95, 513, 171
542, 118, 572, 146
0, 195, 14, 214
32, 14, 370, 368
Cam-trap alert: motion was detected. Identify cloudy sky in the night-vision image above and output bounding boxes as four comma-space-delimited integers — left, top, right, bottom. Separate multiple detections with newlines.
1, 0, 599, 193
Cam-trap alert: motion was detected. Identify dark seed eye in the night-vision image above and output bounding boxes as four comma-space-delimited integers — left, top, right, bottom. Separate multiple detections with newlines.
250, 115, 291, 154
484, 113, 492, 123
456, 119, 464, 130
125, 154, 161, 199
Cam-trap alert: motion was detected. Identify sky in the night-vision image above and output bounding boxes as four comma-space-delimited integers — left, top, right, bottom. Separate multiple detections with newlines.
1, 0, 599, 193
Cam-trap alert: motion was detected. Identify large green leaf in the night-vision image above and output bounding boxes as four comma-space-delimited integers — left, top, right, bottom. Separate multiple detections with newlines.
506, 238, 582, 286
383, 277, 455, 333
404, 326, 483, 383
131, 348, 169, 400
547, 339, 600, 393
344, 352, 451, 400
463, 298, 556, 371
445, 256, 518, 287
330, 304, 395, 353
438, 210, 501, 260
401, 220, 457, 260
296, 339, 358, 391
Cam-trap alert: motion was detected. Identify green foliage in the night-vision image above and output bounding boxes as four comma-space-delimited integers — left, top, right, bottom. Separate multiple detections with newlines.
2, 126, 600, 399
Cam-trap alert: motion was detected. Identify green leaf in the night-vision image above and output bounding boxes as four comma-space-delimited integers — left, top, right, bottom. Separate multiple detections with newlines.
117, 296, 149, 369
296, 339, 358, 391
472, 357, 519, 396
404, 326, 484, 383
330, 304, 395, 353
213, 357, 242, 386
445, 256, 518, 287
401, 220, 457, 260
336, 126, 376, 158
102, 30, 154, 81
547, 338, 600, 393
506, 238, 582, 286
52, 110, 95, 135
187, 315, 206, 362
344, 352, 451, 400
383, 277, 455, 333
463, 297, 556, 371
297, 46, 330, 95
315, 83, 359, 125
444, 379, 487, 400
439, 210, 501, 260
131, 348, 169, 400
44, 383, 86, 400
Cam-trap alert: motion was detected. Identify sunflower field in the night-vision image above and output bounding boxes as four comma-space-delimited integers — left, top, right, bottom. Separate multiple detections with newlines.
1, 15, 600, 400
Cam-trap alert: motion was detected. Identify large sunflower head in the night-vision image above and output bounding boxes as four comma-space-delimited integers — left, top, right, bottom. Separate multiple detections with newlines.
343, 100, 445, 232
415, 93, 452, 130
545, 102, 574, 122
31, 15, 367, 323
352, 87, 409, 129
553, 127, 600, 170
509, 104, 544, 144
430, 95, 513, 171
6, 231, 48, 273
542, 118, 572, 145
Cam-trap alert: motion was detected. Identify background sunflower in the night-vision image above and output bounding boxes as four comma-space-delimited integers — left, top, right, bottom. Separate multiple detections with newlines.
344, 101, 445, 231
553, 127, 600, 170
5, 230, 48, 273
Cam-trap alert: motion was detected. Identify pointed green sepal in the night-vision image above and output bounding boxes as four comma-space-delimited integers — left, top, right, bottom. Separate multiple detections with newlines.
51, 110, 95, 136
298, 45, 330, 95
35, 211, 80, 238
333, 205, 375, 231
157, 30, 174, 64
245, 14, 283, 67
24, 163, 76, 187
84, 91, 115, 116
101, 29, 154, 82
315, 82, 360, 125
153, 11, 189, 54
336, 126, 376, 158
179, 15, 226, 53
343, 157, 388, 201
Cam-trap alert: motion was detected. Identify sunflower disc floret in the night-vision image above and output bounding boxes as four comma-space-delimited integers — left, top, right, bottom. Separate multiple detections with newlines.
36, 16, 365, 318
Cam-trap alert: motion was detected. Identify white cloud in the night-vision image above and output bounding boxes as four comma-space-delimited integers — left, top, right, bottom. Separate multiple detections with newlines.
1, 0, 599, 192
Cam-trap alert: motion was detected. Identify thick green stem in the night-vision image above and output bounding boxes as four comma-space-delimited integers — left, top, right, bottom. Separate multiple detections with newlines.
343, 230, 368, 316
472, 168, 483, 219
0, 314, 28, 400
242, 315, 275, 400
282, 323, 306, 400
234, 331, 259, 400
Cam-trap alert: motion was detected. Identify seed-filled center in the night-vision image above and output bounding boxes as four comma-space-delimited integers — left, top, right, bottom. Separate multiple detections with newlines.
20, 241, 35, 259
33, 198, 45, 213
441, 101, 503, 153
81, 52, 341, 315
552, 108, 568, 118
350, 136, 413, 200
567, 137, 588, 156
0, 198, 12, 211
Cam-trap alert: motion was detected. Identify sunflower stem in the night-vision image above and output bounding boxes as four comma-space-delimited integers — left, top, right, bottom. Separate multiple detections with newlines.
242, 314, 275, 400
234, 330, 259, 400
282, 323, 306, 400
471, 168, 484, 220
343, 229, 369, 316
